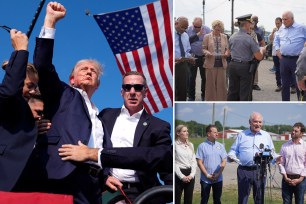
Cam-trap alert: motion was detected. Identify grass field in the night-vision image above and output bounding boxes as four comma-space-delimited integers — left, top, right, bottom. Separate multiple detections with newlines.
190, 185, 284, 204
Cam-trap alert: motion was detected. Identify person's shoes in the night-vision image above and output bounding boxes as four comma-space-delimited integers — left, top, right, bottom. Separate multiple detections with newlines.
291, 87, 296, 94
253, 85, 261, 91
188, 97, 195, 101
275, 86, 282, 92
201, 95, 204, 101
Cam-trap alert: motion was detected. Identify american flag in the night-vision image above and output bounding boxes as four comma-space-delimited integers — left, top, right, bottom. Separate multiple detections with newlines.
94, 0, 173, 114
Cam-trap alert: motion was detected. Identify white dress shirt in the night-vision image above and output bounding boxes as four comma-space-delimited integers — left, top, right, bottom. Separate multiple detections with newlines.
110, 105, 144, 183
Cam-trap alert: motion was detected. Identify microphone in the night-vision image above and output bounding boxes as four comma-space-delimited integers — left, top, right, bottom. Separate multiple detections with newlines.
259, 143, 264, 150
253, 143, 264, 152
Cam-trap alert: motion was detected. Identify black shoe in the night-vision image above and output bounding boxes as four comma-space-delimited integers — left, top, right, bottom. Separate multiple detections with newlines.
188, 98, 195, 101
275, 86, 282, 92
201, 95, 204, 101
253, 85, 261, 91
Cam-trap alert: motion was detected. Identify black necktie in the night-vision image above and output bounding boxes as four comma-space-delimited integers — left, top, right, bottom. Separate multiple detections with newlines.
178, 33, 185, 57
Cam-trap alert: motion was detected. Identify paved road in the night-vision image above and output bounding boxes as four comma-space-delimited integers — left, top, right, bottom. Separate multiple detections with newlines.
194, 59, 299, 101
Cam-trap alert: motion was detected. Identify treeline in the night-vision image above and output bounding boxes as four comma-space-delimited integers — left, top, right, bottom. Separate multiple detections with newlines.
175, 120, 292, 137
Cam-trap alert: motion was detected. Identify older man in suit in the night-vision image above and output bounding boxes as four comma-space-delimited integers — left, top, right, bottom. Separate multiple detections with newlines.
33, 2, 104, 204
0, 29, 38, 191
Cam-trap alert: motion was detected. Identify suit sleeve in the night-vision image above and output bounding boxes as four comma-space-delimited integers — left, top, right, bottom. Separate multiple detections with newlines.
101, 145, 173, 173
33, 38, 65, 107
0, 50, 28, 102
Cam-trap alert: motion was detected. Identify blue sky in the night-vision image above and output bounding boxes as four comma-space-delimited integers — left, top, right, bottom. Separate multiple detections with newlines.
0, 0, 173, 132
176, 102, 306, 128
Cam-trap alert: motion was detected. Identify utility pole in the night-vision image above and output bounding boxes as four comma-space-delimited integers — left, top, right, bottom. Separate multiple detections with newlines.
203, 0, 205, 24
222, 108, 227, 145
212, 103, 215, 125
229, 0, 234, 34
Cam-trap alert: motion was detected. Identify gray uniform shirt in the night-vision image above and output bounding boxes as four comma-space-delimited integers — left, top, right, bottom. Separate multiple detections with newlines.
296, 46, 306, 81
229, 29, 260, 61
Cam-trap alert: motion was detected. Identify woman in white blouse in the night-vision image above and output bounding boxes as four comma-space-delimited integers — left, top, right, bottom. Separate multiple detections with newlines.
175, 125, 197, 204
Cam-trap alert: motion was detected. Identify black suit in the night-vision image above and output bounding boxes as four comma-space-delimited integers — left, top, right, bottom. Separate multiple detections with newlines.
99, 108, 173, 200
0, 50, 37, 191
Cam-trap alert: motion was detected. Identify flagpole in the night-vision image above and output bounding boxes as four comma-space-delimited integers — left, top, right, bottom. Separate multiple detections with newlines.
26, 0, 46, 38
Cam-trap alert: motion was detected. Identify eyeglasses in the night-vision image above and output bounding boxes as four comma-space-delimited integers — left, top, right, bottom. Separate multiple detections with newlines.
0, 25, 11, 33
122, 84, 145, 92
194, 25, 201, 29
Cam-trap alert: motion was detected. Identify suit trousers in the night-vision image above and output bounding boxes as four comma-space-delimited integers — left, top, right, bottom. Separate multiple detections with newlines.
43, 166, 102, 204
237, 166, 264, 204
280, 57, 300, 101
175, 61, 189, 101
188, 56, 205, 100
175, 168, 195, 204
227, 61, 252, 101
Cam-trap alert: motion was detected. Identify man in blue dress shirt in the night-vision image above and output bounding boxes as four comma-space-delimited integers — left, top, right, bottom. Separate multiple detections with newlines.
228, 112, 276, 204
274, 10, 306, 101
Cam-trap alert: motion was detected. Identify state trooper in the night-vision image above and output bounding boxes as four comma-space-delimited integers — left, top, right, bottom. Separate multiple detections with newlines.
227, 14, 266, 101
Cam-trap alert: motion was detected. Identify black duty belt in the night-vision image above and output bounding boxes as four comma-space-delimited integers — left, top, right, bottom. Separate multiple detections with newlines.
239, 165, 257, 171
281, 55, 299, 59
231, 59, 251, 64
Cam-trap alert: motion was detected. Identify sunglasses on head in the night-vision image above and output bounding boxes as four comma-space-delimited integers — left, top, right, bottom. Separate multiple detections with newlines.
122, 84, 145, 92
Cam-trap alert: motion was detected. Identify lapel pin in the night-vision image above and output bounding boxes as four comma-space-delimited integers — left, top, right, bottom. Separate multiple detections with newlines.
143, 122, 148, 126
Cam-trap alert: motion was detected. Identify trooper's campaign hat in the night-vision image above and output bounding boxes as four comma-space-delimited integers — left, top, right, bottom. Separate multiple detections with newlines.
235, 14, 253, 23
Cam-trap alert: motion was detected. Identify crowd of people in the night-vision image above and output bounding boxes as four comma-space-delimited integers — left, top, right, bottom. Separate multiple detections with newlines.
175, 112, 306, 204
0, 2, 173, 204
175, 10, 306, 101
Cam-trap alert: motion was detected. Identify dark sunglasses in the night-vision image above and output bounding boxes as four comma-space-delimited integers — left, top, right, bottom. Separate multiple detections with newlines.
0, 25, 11, 33
194, 25, 201, 29
122, 84, 145, 92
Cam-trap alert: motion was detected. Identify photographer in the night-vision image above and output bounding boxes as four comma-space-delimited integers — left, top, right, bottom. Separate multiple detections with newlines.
227, 112, 276, 204
277, 122, 306, 204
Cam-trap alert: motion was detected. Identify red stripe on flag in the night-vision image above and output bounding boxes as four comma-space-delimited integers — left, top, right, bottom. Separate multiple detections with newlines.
132, 50, 159, 113
142, 45, 167, 109
147, 3, 173, 105
115, 57, 125, 76
143, 103, 152, 115
119, 53, 132, 73
161, 0, 173, 74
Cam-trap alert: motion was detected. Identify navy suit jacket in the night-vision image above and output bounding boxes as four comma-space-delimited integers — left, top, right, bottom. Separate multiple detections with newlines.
34, 38, 94, 179
99, 108, 173, 191
0, 50, 37, 191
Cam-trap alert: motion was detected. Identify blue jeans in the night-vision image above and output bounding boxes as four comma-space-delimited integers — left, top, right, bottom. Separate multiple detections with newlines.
282, 177, 306, 204
200, 180, 222, 204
